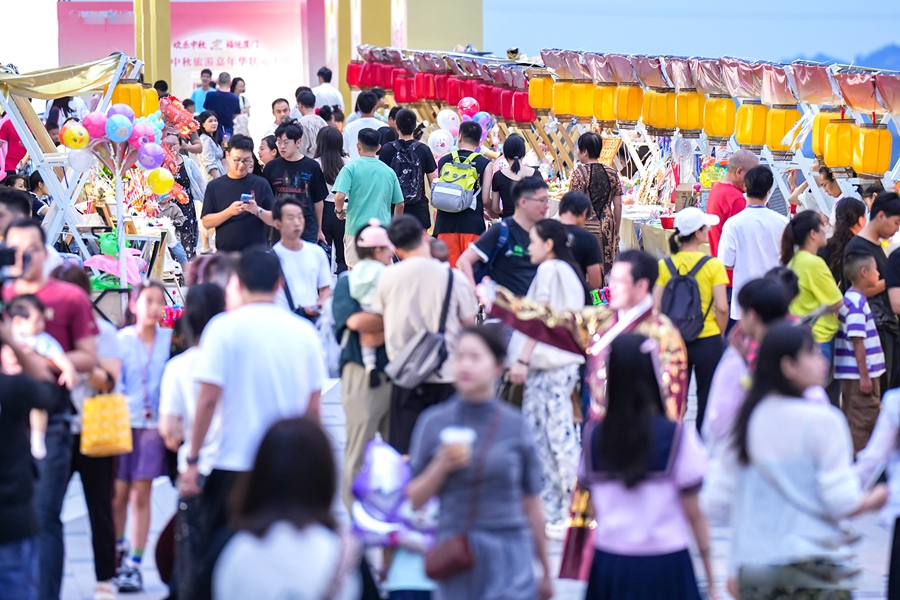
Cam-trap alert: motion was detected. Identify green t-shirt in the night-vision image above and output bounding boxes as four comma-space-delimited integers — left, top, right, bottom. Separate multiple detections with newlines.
788, 249, 843, 343
332, 156, 404, 236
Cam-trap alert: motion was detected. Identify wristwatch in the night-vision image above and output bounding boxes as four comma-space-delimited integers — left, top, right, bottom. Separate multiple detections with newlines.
256, 207, 263, 217
186, 455, 200, 466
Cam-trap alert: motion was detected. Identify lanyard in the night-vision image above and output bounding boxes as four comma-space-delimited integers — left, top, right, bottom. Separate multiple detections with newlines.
132, 327, 155, 420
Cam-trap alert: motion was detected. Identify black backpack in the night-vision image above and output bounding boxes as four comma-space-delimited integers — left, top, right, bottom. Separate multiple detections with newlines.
660, 256, 713, 343
388, 140, 424, 203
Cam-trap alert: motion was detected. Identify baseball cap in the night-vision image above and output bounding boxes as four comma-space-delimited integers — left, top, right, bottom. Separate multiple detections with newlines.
357, 219, 395, 251
673, 206, 720, 236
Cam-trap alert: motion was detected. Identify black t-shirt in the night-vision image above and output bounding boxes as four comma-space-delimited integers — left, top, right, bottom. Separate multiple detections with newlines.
0, 374, 52, 544
201, 174, 275, 252
433, 150, 491, 236
472, 218, 537, 296
378, 139, 437, 205
567, 224, 602, 301
818, 241, 841, 286
843, 235, 898, 333
491, 171, 542, 218
202, 91, 241, 135
263, 156, 328, 242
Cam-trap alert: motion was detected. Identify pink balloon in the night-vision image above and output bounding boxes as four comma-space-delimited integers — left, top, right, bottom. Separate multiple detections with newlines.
127, 123, 156, 150
82, 112, 108, 139
457, 97, 480, 119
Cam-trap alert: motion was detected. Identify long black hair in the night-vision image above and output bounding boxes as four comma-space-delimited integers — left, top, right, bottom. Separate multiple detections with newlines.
230, 417, 337, 536
197, 110, 223, 146
314, 126, 346, 186
732, 324, 815, 464
533, 219, 587, 296
503, 133, 527, 174
828, 198, 866, 283
599, 333, 666, 488
781, 210, 822, 265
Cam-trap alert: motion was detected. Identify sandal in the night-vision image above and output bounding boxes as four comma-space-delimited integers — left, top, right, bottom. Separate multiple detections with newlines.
94, 581, 117, 600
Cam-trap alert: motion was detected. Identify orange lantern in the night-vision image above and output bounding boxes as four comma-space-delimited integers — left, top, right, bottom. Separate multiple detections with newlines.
703, 97, 736, 143
615, 84, 643, 130
675, 91, 705, 138
106, 80, 144, 117
528, 74, 552, 112
593, 83, 616, 128
735, 100, 769, 150
823, 119, 858, 171
642, 90, 677, 135
854, 123, 893, 177
811, 108, 842, 158
571, 82, 594, 121
552, 80, 573, 117
141, 86, 159, 117
765, 106, 802, 160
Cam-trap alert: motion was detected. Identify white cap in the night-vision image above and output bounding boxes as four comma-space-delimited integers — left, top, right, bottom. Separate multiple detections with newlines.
673, 206, 720, 236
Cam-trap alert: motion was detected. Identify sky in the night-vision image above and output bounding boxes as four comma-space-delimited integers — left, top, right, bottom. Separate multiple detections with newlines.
483, 0, 900, 65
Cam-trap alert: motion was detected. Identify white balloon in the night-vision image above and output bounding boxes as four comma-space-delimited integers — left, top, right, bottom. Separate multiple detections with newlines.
436, 109, 460, 135
68, 148, 96, 172
427, 129, 455, 158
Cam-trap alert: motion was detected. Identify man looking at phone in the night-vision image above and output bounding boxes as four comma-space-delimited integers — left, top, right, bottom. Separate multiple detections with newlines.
201, 134, 276, 252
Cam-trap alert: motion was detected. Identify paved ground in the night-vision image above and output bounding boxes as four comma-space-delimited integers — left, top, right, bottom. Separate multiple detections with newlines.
61, 379, 892, 599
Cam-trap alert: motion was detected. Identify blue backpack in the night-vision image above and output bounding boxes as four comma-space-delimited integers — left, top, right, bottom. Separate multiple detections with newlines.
473, 220, 510, 284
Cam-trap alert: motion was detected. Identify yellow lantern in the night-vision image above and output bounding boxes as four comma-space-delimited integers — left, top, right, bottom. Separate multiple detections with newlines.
142, 86, 159, 117
615, 84, 643, 130
593, 84, 616, 128
642, 90, 677, 135
106, 80, 144, 117
528, 74, 552, 111
571, 82, 594, 121
735, 100, 769, 150
765, 106, 802, 159
854, 123, 893, 177
703, 96, 736, 143
811, 108, 841, 158
823, 119, 858, 170
552, 80, 573, 117
676, 91, 705, 138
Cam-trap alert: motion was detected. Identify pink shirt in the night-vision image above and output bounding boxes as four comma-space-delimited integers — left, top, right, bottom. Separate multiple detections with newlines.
0, 118, 25, 172
584, 425, 707, 556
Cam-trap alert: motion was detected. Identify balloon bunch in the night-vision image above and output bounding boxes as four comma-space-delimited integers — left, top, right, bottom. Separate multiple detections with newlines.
427, 97, 495, 159
159, 304, 184, 329
63, 103, 175, 196
350, 435, 438, 553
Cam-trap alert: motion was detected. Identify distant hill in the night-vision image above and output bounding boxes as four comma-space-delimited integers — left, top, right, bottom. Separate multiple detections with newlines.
790, 44, 900, 71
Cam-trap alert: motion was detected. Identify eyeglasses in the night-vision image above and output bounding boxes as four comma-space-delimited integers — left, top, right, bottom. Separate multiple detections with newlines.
233, 158, 254, 166
525, 196, 551, 206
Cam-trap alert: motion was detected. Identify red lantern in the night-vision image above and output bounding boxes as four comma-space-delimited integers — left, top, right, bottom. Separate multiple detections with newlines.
447, 76, 465, 105
391, 69, 407, 93
513, 91, 536, 123
435, 74, 449, 103
475, 83, 492, 113
397, 74, 418, 104
346, 60, 363, 89
501, 89, 515, 122
463, 79, 479, 99
359, 61, 377, 88
415, 73, 436, 100
490, 85, 505, 117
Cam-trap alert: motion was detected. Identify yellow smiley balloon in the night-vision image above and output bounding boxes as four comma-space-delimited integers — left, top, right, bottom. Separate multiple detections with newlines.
61, 123, 90, 150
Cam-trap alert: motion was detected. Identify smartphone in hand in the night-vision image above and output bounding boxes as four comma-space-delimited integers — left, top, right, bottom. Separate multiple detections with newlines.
240, 193, 252, 204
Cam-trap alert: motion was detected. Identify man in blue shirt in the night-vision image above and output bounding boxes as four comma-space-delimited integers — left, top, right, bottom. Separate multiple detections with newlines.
202, 72, 241, 139
189, 68, 213, 114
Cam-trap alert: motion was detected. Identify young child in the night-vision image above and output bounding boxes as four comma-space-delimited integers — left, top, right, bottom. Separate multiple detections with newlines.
349, 219, 394, 387
835, 252, 886, 453
157, 193, 189, 266
3, 295, 77, 459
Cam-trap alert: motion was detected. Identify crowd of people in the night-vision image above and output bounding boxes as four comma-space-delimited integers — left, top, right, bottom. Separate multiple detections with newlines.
3, 65, 900, 600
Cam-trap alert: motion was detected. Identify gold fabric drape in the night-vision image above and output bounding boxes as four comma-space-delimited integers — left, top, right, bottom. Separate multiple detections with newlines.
0, 53, 125, 100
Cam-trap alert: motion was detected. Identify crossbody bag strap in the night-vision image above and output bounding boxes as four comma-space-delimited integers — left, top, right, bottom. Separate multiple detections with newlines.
438, 268, 454, 335
464, 406, 504, 528
271, 250, 298, 313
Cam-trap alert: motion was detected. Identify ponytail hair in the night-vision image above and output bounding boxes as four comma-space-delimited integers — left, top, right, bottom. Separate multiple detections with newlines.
668, 228, 698, 255
781, 210, 822, 265
533, 219, 588, 296
503, 133, 526, 175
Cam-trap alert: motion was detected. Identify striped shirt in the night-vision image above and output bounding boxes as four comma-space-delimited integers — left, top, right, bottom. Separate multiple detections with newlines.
835, 289, 886, 380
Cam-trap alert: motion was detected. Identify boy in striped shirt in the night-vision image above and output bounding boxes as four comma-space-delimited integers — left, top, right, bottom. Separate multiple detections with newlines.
835, 252, 886, 453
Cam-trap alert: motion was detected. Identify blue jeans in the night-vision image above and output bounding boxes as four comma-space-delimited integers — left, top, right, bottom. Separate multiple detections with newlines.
0, 536, 40, 600
819, 340, 833, 365
170, 241, 188, 265
35, 416, 72, 600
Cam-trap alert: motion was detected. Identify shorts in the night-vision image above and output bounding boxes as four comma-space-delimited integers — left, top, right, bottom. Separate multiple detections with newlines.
117, 428, 167, 482
344, 234, 361, 269
436, 233, 480, 267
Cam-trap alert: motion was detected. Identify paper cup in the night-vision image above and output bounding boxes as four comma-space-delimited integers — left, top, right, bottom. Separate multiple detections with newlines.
439, 426, 477, 461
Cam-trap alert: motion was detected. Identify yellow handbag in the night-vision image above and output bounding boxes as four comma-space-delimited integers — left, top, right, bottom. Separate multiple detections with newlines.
80, 394, 133, 457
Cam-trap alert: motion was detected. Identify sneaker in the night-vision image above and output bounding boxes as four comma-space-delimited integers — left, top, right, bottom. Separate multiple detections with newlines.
94, 581, 117, 600
114, 542, 129, 574
115, 564, 143, 593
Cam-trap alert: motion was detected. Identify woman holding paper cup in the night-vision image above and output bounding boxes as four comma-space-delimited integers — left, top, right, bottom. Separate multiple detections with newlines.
406, 326, 553, 600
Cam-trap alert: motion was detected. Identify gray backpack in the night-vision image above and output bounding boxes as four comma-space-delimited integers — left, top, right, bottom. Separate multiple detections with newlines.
430, 151, 480, 213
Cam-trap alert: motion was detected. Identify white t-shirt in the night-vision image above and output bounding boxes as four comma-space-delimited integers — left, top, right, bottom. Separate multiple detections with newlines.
311, 82, 345, 111
193, 303, 326, 471
213, 522, 360, 600
158, 347, 222, 476
273, 241, 332, 312
718, 205, 789, 320
342, 117, 386, 160
71, 319, 121, 434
